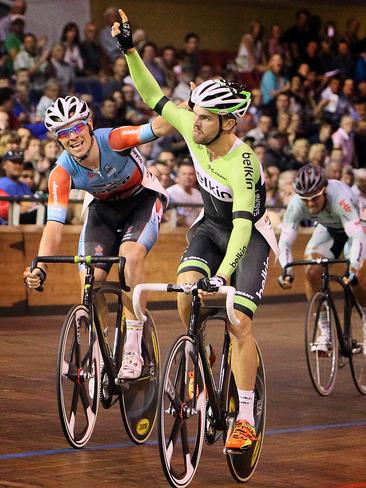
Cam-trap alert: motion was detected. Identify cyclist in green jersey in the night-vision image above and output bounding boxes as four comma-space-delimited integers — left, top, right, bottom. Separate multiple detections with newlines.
111, 9, 279, 449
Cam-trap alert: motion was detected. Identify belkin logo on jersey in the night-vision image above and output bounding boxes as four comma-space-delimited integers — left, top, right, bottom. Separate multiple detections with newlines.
242, 152, 253, 190
196, 170, 232, 201
229, 245, 247, 269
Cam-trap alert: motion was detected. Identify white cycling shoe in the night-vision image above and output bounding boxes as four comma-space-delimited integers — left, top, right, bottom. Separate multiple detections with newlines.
311, 334, 331, 353
118, 349, 144, 380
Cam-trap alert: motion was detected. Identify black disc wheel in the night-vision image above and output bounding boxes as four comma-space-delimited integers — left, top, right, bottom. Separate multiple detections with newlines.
56, 304, 100, 448
305, 292, 338, 396
158, 335, 206, 488
224, 342, 266, 482
119, 311, 160, 443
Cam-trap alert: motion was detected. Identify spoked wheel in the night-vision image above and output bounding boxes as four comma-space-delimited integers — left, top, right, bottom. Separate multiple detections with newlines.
349, 303, 366, 394
224, 343, 266, 482
158, 335, 206, 488
120, 311, 160, 443
56, 304, 100, 448
305, 292, 338, 396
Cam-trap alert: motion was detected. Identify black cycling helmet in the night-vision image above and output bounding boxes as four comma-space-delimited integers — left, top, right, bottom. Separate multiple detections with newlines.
293, 164, 327, 196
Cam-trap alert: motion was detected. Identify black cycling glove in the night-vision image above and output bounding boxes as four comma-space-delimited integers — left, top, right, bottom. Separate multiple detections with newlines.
115, 19, 134, 53
196, 276, 227, 293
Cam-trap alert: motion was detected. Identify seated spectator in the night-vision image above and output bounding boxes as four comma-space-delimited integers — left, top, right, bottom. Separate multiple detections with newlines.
332, 114, 355, 167
235, 33, 259, 87
172, 65, 194, 103
354, 119, 366, 166
245, 114, 272, 145
80, 22, 103, 76
4, 14, 25, 73
33, 155, 51, 193
43, 139, 60, 164
35, 78, 61, 121
157, 150, 177, 175
260, 54, 289, 106
0, 150, 35, 222
265, 23, 286, 59
340, 166, 354, 187
288, 138, 310, 170
316, 76, 343, 125
268, 92, 291, 126
17, 126, 31, 150
141, 42, 166, 86
324, 160, 342, 180
61, 22, 84, 76
148, 160, 174, 189
19, 160, 34, 188
286, 112, 306, 146
180, 32, 201, 78
309, 121, 333, 152
24, 136, 41, 164
352, 168, 366, 220
263, 129, 290, 172
308, 143, 327, 167
94, 97, 129, 128
0, 87, 19, 129
333, 38, 354, 79
167, 162, 203, 226
121, 83, 149, 125
156, 45, 179, 90
0, 131, 21, 156
277, 169, 296, 207
102, 56, 128, 99
0, 109, 9, 131
13, 32, 51, 96
253, 142, 267, 163
49, 42, 75, 95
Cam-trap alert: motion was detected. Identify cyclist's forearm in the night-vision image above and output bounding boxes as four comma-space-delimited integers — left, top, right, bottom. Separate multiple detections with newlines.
217, 219, 252, 278
278, 239, 293, 270
125, 50, 164, 110
37, 221, 64, 270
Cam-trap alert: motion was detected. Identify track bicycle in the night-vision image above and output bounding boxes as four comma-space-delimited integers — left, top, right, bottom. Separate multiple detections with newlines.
30, 255, 160, 448
282, 258, 366, 396
133, 283, 266, 487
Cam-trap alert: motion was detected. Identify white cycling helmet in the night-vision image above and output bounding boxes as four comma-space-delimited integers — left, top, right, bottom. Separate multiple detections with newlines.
190, 79, 251, 119
44, 96, 90, 132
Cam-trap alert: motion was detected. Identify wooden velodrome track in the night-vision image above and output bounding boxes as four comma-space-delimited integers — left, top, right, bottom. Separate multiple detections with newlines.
0, 301, 365, 488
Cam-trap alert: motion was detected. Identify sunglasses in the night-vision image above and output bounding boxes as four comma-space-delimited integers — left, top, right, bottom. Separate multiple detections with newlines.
56, 120, 88, 140
299, 188, 325, 201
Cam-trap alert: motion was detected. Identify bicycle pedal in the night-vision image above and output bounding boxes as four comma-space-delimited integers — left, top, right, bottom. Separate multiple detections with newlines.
114, 377, 130, 389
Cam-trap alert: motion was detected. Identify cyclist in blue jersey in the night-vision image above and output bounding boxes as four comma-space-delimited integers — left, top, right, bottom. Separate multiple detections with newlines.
278, 164, 366, 352
23, 95, 174, 379
111, 9, 279, 450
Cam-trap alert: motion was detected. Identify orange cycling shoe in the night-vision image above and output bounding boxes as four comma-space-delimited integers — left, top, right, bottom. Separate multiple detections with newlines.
225, 420, 257, 450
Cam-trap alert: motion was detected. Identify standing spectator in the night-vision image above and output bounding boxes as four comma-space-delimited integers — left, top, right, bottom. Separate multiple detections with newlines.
49, 42, 75, 95
0, 0, 26, 44
61, 22, 84, 76
99, 6, 121, 63
4, 14, 24, 73
282, 9, 313, 62
344, 18, 361, 56
235, 34, 258, 87
266, 24, 286, 59
181, 32, 201, 78
260, 54, 288, 105
332, 114, 356, 167
80, 22, 103, 76
167, 162, 203, 226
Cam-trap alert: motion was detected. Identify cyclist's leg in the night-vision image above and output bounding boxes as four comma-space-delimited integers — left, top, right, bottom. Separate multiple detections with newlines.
304, 225, 347, 300
118, 192, 163, 378
226, 229, 269, 450
176, 225, 222, 327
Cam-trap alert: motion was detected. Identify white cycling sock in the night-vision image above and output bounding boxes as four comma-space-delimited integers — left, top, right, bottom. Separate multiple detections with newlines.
236, 389, 255, 425
318, 310, 330, 338
124, 320, 143, 356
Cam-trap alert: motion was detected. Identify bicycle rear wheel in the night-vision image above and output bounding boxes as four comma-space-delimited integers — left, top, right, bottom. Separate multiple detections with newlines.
305, 292, 338, 396
349, 303, 366, 395
119, 311, 160, 443
224, 343, 266, 482
56, 304, 100, 448
158, 335, 206, 488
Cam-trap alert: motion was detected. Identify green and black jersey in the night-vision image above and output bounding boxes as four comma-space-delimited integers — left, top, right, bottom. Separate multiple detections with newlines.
126, 51, 267, 278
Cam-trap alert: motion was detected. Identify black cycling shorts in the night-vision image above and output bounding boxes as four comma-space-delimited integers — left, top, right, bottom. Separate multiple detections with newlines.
177, 218, 270, 318
78, 189, 163, 272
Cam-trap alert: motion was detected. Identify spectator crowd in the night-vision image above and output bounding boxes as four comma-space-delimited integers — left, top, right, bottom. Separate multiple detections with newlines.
0, 4, 366, 228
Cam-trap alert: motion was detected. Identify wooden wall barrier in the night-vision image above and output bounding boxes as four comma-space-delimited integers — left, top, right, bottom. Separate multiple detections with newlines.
0, 225, 316, 315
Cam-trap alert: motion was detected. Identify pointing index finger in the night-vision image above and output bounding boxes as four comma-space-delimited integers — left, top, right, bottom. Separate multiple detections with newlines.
119, 9, 128, 23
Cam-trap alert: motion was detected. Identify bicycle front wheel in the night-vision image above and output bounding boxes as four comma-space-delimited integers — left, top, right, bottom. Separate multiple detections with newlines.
349, 303, 366, 394
56, 304, 100, 448
119, 311, 160, 443
305, 292, 338, 396
158, 335, 206, 488
224, 342, 266, 482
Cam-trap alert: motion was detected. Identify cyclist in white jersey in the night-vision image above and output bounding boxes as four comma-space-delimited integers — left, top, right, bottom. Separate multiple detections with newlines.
23, 95, 175, 379
278, 164, 366, 352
